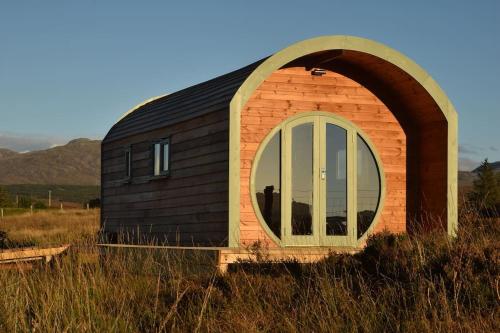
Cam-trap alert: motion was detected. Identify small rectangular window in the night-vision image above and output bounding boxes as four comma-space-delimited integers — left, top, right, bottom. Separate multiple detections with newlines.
153, 138, 170, 176
125, 147, 132, 179
154, 143, 161, 176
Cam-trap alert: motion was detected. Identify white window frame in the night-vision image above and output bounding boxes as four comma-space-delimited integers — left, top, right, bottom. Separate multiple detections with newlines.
153, 138, 170, 177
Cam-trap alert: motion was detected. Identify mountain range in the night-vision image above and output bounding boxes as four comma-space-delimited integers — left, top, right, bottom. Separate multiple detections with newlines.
0, 139, 100, 185
0, 137, 497, 187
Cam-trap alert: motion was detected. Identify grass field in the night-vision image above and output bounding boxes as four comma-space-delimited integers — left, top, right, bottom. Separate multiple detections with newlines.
0, 209, 99, 246
2, 184, 100, 207
0, 209, 498, 332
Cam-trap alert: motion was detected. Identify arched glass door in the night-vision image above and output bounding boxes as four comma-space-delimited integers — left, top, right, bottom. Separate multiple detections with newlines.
282, 115, 354, 246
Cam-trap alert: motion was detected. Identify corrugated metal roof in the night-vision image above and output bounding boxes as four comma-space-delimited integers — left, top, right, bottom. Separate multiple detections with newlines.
104, 58, 267, 142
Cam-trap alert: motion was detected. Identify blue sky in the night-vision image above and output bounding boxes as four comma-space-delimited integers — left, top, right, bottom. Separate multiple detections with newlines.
0, 1, 498, 169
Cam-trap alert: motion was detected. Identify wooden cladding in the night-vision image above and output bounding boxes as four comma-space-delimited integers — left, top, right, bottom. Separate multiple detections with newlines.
239, 67, 407, 247
101, 109, 230, 246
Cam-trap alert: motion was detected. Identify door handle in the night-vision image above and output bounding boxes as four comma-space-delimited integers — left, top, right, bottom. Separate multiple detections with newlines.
320, 168, 326, 180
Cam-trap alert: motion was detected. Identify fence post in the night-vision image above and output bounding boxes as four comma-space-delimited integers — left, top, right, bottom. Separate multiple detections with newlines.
30, 205, 33, 215
1, 208, 3, 219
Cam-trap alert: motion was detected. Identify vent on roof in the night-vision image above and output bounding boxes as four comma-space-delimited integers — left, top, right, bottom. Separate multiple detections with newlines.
311, 68, 327, 76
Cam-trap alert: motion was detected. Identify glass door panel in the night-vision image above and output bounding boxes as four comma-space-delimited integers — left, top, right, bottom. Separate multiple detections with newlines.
356, 135, 381, 238
283, 117, 319, 246
291, 123, 314, 235
325, 123, 347, 236
319, 117, 355, 246
254, 131, 281, 238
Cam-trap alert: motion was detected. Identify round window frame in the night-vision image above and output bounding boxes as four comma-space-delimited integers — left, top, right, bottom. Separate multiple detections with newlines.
249, 111, 387, 247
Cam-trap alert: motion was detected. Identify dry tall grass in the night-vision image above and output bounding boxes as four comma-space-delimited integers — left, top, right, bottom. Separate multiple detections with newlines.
0, 208, 498, 332
0, 209, 99, 246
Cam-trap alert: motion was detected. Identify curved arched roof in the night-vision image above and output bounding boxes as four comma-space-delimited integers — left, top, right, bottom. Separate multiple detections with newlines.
230, 35, 456, 123
115, 94, 170, 124
104, 59, 266, 142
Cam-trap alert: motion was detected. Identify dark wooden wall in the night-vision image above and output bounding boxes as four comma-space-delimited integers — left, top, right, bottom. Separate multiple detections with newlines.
101, 109, 230, 246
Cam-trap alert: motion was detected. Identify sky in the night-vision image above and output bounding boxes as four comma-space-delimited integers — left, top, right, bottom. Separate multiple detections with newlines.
0, 1, 498, 170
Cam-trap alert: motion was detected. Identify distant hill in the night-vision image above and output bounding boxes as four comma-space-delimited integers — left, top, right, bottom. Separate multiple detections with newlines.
0, 148, 18, 160
0, 138, 100, 185
458, 171, 477, 188
459, 161, 500, 188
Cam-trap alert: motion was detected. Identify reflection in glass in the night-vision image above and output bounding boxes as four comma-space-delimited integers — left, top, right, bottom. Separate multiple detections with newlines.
326, 124, 347, 235
357, 135, 380, 238
162, 142, 169, 172
255, 131, 281, 238
291, 123, 313, 235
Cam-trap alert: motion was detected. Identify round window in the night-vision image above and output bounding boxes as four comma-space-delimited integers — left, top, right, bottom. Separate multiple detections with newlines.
252, 113, 383, 246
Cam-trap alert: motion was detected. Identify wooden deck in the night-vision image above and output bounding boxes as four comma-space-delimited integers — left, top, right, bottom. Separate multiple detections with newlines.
97, 243, 359, 273
0, 244, 70, 264
217, 246, 359, 273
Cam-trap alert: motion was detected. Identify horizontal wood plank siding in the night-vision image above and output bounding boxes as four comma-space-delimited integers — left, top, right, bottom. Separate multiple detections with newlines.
239, 67, 407, 246
101, 109, 230, 246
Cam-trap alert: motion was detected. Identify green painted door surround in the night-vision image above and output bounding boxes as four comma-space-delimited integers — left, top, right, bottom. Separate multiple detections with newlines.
228, 35, 458, 248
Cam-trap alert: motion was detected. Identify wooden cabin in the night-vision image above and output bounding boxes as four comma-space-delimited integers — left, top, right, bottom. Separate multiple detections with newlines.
101, 36, 458, 256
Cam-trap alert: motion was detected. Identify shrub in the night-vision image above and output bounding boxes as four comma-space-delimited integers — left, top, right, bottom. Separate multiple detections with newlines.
33, 201, 47, 209
84, 198, 100, 209
0, 230, 7, 248
0, 230, 35, 249
18, 196, 32, 208
0, 186, 11, 207
468, 159, 500, 216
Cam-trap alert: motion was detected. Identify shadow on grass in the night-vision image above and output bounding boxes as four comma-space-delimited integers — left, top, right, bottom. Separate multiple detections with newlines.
0, 230, 36, 250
